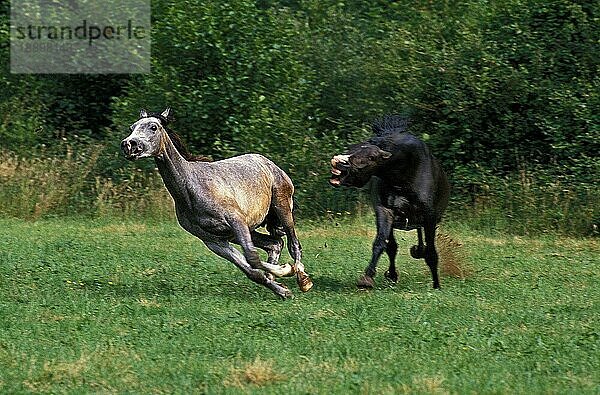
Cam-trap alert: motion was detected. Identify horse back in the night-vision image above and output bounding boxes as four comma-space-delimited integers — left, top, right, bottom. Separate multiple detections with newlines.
196, 154, 292, 228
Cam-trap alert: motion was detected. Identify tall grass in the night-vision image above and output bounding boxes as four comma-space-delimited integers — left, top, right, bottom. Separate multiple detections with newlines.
92, 169, 174, 220
0, 147, 96, 219
452, 166, 598, 236
0, 149, 597, 235
0, 148, 173, 221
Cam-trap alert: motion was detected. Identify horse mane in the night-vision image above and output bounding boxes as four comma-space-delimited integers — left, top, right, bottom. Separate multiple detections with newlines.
371, 115, 410, 136
148, 112, 212, 162
166, 130, 212, 162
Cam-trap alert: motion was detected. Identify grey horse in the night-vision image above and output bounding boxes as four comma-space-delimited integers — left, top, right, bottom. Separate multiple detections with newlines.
121, 108, 313, 298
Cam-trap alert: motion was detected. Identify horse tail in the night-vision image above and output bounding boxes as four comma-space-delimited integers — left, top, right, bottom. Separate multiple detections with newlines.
266, 208, 286, 237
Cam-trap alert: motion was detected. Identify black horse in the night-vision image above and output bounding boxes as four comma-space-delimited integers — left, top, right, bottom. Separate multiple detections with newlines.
330, 116, 449, 289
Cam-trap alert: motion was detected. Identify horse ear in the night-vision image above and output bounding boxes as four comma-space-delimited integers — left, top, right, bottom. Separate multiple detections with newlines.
139, 109, 148, 118
160, 107, 173, 120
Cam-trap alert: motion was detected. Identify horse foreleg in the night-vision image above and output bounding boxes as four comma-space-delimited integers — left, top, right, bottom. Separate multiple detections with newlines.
359, 206, 394, 288
204, 240, 292, 299
384, 230, 399, 283
423, 218, 441, 289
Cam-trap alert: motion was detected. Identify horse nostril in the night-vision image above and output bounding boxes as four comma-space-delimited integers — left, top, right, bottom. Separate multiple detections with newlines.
121, 138, 144, 158
121, 139, 141, 157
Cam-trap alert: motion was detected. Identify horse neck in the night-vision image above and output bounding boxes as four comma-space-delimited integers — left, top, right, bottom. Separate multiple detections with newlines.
154, 132, 195, 201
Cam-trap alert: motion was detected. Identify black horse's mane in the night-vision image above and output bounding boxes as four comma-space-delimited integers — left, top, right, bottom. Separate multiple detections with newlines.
371, 115, 410, 136
146, 112, 211, 162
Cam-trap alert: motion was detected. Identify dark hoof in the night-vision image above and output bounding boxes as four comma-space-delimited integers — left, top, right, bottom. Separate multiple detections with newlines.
357, 274, 375, 289
410, 245, 425, 259
384, 269, 398, 283
297, 272, 313, 293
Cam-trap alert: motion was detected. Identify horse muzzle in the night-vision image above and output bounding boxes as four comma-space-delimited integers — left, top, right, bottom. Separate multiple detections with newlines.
329, 155, 351, 187
121, 138, 145, 160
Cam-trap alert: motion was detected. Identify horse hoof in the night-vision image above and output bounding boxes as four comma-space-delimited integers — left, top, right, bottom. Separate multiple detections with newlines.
276, 285, 293, 299
410, 245, 425, 259
297, 273, 313, 292
357, 274, 374, 289
384, 270, 398, 283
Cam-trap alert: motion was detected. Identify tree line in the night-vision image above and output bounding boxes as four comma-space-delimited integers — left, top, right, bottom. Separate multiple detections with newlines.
0, 0, 598, 234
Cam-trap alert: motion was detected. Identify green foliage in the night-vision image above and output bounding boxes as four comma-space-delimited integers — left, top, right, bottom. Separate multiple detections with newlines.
0, 7, 47, 149
0, 0, 598, 233
111, 0, 372, 212
1, 219, 599, 392
374, 0, 599, 200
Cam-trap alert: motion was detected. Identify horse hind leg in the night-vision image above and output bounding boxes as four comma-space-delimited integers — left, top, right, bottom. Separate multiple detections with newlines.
384, 230, 399, 283
272, 194, 313, 292
264, 207, 286, 265
265, 207, 286, 239
410, 227, 426, 259
423, 219, 441, 289
251, 230, 295, 278
251, 230, 283, 265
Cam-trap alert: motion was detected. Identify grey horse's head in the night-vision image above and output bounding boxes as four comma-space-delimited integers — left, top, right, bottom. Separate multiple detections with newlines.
121, 108, 172, 161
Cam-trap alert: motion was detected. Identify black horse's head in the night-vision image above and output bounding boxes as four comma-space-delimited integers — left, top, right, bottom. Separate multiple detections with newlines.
329, 143, 392, 188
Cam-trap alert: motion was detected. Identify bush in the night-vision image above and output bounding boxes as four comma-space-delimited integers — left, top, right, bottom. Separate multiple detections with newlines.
0, 0, 597, 234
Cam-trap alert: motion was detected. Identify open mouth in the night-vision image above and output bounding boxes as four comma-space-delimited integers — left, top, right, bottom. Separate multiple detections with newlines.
329, 155, 350, 187
329, 167, 347, 186
123, 149, 142, 161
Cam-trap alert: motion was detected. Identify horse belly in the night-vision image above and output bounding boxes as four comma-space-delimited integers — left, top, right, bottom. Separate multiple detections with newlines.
231, 160, 275, 227
238, 189, 272, 228
175, 206, 234, 240
389, 198, 423, 230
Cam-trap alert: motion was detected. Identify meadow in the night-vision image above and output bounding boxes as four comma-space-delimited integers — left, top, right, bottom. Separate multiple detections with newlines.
0, 218, 598, 394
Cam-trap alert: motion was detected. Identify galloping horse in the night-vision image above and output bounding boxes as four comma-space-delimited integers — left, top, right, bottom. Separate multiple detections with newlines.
121, 108, 312, 298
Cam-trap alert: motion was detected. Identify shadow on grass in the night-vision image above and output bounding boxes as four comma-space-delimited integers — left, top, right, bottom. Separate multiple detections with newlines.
310, 274, 359, 294
72, 270, 420, 302
71, 275, 273, 302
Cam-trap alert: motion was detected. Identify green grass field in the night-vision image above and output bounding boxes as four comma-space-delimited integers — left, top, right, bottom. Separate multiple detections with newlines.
0, 218, 598, 394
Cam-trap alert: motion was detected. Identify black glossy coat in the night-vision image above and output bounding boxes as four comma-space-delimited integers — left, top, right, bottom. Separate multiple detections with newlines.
331, 123, 449, 289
